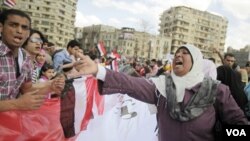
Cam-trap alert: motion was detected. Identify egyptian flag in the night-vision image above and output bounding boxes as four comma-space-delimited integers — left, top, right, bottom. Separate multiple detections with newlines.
110, 49, 121, 60
109, 49, 120, 72
61, 76, 104, 138
73, 76, 104, 131
97, 41, 107, 56
73, 95, 158, 141
3, 0, 16, 8
111, 60, 119, 72
0, 76, 104, 140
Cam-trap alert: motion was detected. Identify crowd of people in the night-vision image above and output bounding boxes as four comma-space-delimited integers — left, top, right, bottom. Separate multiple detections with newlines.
0, 9, 250, 141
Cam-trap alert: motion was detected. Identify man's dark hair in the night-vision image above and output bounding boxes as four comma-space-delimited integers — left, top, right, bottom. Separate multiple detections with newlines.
85, 52, 97, 60
151, 59, 156, 62
0, 9, 31, 27
157, 60, 163, 67
208, 57, 216, 63
145, 60, 150, 66
246, 61, 250, 67
224, 53, 235, 59
48, 42, 55, 47
67, 40, 81, 49
43, 37, 48, 44
62, 61, 73, 73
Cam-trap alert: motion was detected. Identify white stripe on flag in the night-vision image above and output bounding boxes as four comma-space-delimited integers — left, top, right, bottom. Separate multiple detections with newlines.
97, 42, 106, 56
4, 0, 16, 7
73, 77, 87, 133
75, 95, 158, 141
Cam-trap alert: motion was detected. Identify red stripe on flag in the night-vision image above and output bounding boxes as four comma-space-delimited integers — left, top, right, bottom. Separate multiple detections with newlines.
111, 52, 121, 60
80, 78, 94, 130
97, 41, 106, 56
94, 82, 104, 115
111, 60, 119, 72
80, 77, 104, 130
3, 0, 16, 7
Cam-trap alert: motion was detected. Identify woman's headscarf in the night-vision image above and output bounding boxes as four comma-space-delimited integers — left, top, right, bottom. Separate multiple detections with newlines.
171, 44, 204, 102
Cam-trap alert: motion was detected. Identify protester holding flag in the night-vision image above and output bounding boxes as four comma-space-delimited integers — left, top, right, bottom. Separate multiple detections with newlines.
75, 44, 248, 141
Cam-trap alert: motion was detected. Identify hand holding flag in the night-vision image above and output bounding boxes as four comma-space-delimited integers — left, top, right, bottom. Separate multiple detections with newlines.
74, 53, 99, 77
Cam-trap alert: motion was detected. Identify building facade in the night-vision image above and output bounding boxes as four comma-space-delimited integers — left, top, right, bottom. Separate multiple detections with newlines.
227, 46, 250, 67
78, 25, 172, 60
149, 34, 172, 60
11, 0, 78, 47
159, 6, 228, 62
79, 25, 117, 53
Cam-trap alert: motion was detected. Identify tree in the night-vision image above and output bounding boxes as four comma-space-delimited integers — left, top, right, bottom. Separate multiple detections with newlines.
138, 19, 153, 33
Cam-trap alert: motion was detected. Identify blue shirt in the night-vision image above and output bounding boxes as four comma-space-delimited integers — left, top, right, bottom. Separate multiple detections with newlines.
53, 49, 72, 70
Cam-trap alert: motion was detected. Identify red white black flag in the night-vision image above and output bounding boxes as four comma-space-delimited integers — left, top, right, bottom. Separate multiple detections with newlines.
97, 41, 107, 56
3, 0, 16, 8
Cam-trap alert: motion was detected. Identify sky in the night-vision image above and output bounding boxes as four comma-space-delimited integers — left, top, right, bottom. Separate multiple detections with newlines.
75, 0, 250, 50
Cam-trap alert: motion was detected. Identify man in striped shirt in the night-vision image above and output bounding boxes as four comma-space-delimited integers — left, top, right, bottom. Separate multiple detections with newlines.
0, 9, 65, 112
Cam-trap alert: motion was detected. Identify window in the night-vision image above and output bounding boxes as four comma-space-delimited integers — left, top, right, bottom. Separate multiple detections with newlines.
59, 10, 65, 15
43, 14, 49, 18
34, 20, 39, 24
41, 21, 49, 25
35, 13, 40, 17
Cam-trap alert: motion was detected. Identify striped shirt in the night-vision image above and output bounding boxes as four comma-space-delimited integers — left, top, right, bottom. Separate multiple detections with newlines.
31, 61, 40, 84
0, 41, 33, 100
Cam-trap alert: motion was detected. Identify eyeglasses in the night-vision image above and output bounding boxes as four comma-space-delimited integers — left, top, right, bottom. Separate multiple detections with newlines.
29, 37, 43, 44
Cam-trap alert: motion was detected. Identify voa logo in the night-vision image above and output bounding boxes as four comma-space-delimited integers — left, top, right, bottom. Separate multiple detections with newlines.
226, 129, 246, 136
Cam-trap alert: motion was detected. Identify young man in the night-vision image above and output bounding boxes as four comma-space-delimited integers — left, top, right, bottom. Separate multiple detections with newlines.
52, 39, 80, 70
0, 9, 65, 112
223, 53, 240, 70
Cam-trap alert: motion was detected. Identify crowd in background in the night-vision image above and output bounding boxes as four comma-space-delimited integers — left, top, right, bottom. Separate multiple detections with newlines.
1, 8, 250, 141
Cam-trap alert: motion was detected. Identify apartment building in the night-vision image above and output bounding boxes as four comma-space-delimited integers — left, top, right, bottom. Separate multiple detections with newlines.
149, 34, 172, 60
75, 27, 83, 39
78, 25, 172, 60
79, 25, 117, 53
131, 31, 171, 60
11, 0, 78, 47
159, 6, 228, 62
227, 46, 250, 67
